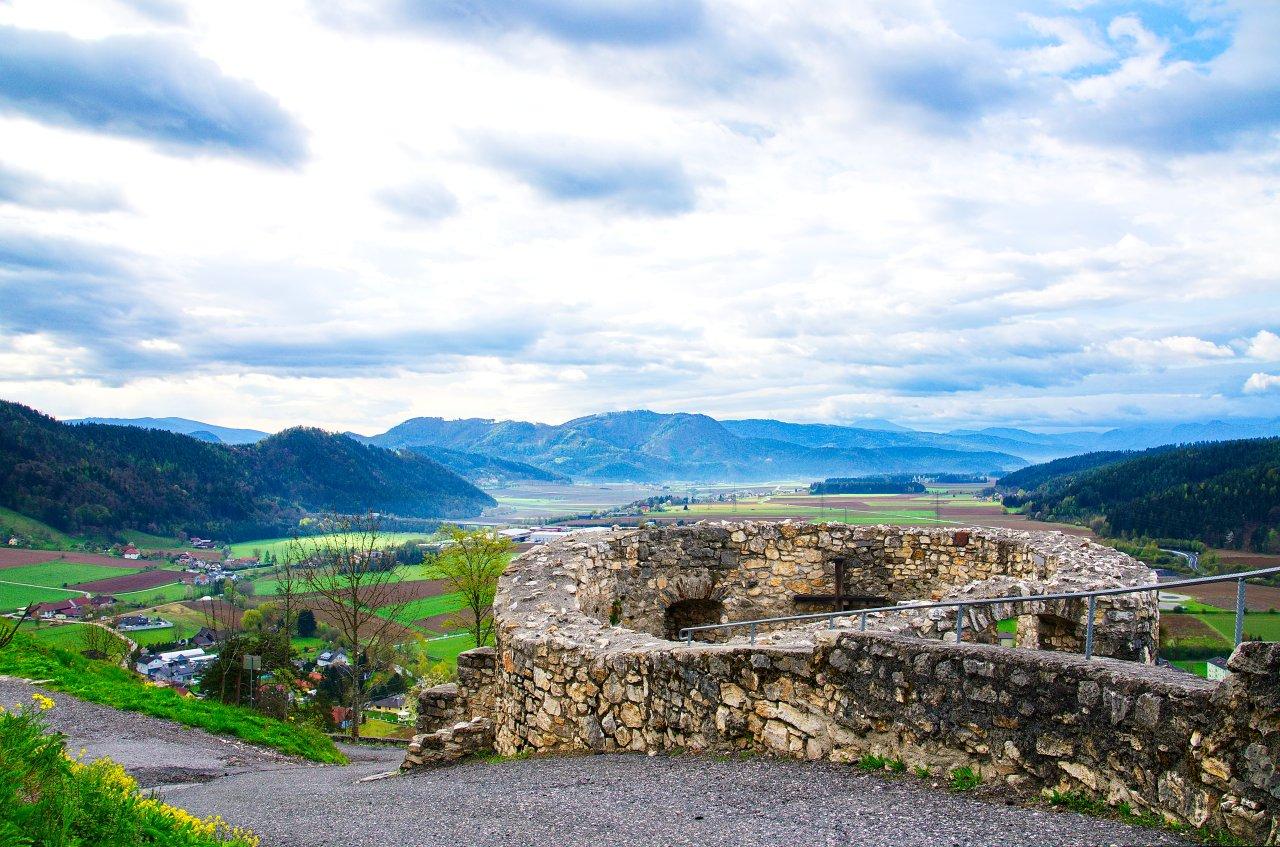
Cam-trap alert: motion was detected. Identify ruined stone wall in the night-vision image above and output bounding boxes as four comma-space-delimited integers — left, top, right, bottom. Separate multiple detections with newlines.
481, 522, 1277, 843
491, 630, 1279, 843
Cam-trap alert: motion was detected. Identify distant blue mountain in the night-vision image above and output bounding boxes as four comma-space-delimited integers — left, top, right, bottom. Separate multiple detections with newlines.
67, 416, 269, 445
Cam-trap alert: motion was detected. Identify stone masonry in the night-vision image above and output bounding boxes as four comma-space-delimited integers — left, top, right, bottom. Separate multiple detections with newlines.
402, 522, 1278, 843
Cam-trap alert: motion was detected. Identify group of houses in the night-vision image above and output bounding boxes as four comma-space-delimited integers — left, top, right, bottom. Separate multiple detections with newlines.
30, 594, 116, 620
135, 645, 218, 686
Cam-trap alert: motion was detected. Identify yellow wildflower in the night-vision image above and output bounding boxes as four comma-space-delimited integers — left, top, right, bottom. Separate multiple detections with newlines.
31, 693, 55, 711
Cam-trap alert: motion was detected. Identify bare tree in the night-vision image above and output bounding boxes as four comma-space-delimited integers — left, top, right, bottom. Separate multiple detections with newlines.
290, 513, 411, 739
435, 525, 513, 649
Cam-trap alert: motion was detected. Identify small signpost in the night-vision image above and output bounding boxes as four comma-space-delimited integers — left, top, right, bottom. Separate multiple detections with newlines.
243, 653, 261, 707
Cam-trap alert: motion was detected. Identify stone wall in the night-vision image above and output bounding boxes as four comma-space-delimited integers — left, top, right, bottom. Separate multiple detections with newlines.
483, 522, 1278, 843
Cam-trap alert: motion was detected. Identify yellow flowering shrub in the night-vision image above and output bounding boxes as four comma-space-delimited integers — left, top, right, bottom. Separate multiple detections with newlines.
1, 697, 258, 846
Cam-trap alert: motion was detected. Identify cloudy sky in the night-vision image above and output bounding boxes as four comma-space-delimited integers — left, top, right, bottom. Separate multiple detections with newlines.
1, 0, 1278, 434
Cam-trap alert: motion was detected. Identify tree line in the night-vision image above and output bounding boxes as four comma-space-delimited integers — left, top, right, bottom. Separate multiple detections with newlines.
999, 438, 1280, 552
0, 400, 494, 541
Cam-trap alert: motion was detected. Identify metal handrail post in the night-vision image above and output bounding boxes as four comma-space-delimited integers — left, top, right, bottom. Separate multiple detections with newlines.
749, 623, 757, 645
1235, 579, 1246, 645
955, 606, 964, 643
860, 612, 867, 631
1084, 594, 1096, 659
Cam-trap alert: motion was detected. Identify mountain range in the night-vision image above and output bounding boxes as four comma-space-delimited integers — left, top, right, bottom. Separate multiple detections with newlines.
65, 411, 1280, 485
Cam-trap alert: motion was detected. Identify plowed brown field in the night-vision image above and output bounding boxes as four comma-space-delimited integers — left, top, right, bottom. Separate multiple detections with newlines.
0, 548, 138, 569
72, 570, 183, 594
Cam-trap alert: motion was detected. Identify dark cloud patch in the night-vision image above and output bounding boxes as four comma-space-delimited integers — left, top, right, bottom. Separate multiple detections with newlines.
0, 231, 179, 379
377, 180, 459, 223
0, 163, 126, 213
0, 26, 306, 165
198, 321, 543, 374
1066, 75, 1280, 154
480, 138, 697, 215
316, 0, 704, 47
866, 46, 1020, 129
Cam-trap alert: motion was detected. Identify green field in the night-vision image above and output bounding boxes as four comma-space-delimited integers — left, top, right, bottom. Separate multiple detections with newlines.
377, 592, 468, 629
0, 582, 81, 612
0, 506, 79, 547
0, 561, 142, 588
229, 532, 439, 563
112, 580, 199, 606
420, 632, 481, 664
128, 622, 201, 646
1196, 611, 1280, 643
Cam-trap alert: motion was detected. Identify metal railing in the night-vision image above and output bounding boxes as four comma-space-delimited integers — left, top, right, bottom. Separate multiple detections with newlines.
679, 565, 1280, 660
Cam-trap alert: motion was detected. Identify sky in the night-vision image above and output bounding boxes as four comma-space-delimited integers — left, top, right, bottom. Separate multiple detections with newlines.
0, 0, 1278, 435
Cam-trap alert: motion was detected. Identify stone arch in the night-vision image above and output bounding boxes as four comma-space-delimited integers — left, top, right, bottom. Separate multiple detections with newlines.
663, 598, 727, 641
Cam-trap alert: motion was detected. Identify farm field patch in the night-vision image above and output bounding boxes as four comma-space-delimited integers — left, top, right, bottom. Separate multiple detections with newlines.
0, 582, 79, 612
0, 561, 143, 588
229, 532, 439, 563
1179, 580, 1280, 613
487, 482, 666, 520
377, 592, 467, 629
1195, 611, 1280, 643
72, 569, 184, 595
0, 547, 138, 569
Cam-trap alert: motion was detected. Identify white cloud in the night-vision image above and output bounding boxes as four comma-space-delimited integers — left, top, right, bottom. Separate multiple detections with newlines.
1243, 372, 1280, 394
0, 0, 1277, 432
1102, 336, 1235, 367
1245, 330, 1280, 361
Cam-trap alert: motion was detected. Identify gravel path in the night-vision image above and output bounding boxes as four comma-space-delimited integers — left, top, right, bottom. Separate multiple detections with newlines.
0, 676, 294, 787
3, 678, 1190, 846
166, 752, 1190, 847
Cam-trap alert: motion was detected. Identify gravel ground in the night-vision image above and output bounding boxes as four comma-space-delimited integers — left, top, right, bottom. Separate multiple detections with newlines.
166, 751, 1190, 847
0, 676, 294, 786
3, 677, 1191, 846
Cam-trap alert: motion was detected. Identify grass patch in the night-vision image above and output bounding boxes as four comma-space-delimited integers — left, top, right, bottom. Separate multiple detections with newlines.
1196, 611, 1280, 643
913, 764, 930, 778
948, 766, 981, 791
0, 635, 345, 764
856, 753, 887, 771
0, 506, 79, 548
1046, 790, 1250, 845
113, 581, 198, 606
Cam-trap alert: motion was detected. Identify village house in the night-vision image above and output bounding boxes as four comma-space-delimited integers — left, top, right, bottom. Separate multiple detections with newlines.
121, 545, 141, 560
315, 649, 349, 668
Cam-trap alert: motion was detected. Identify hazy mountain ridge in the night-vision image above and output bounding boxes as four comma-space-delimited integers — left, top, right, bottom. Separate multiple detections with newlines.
69, 416, 270, 445
368, 411, 1025, 481
60, 412, 1280, 485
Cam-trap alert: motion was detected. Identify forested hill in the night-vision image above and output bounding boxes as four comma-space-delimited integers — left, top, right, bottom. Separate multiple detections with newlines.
996, 449, 1146, 492
999, 438, 1280, 552
0, 401, 494, 541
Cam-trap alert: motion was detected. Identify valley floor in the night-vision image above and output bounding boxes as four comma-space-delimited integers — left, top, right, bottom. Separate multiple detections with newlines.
5, 679, 1191, 847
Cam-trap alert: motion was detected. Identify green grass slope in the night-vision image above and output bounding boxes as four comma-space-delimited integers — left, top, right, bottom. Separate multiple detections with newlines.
0, 636, 345, 763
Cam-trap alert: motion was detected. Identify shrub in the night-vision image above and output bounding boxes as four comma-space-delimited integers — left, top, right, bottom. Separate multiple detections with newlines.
1, 694, 258, 846
887, 758, 907, 774
913, 765, 930, 779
